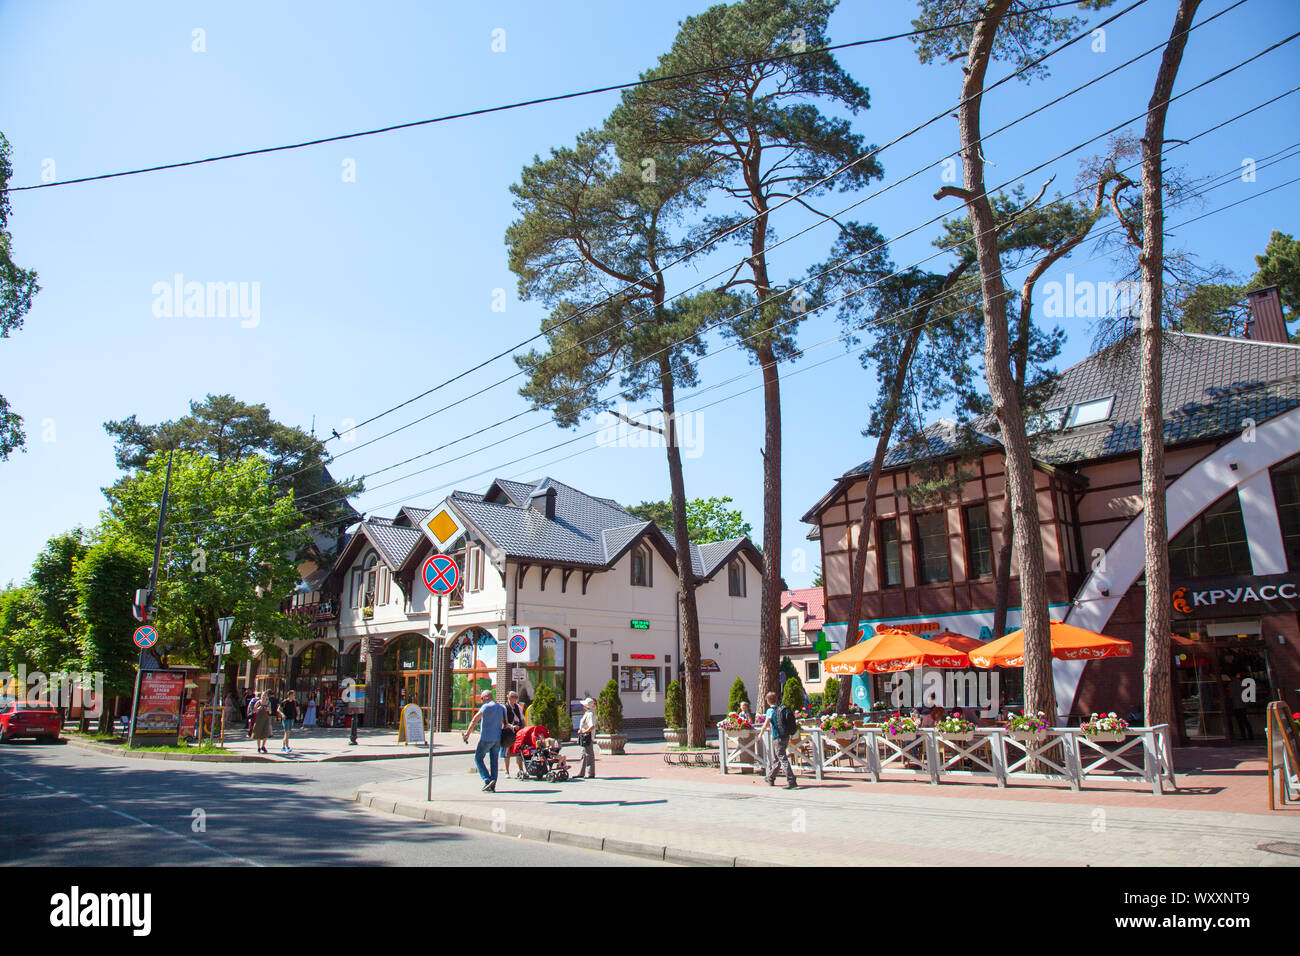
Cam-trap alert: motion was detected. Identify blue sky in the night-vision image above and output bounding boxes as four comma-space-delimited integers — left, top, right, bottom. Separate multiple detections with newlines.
1, 0, 1297, 589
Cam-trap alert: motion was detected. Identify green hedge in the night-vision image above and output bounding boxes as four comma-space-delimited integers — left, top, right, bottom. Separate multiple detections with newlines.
597, 679, 623, 734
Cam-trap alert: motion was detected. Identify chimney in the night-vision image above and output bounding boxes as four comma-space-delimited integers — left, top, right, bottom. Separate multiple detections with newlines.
529, 485, 557, 519
1245, 286, 1289, 344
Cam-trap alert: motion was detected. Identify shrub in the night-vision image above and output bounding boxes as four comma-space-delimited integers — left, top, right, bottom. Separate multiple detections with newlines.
822, 677, 841, 711
727, 677, 749, 713
807, 693, 823, 713
556, 698, 572, 741
779, 656, 798, 683
529, 683, 559, 735
781, 672, 806, 712
597, 679, 623, 734
664, 679, 685, 729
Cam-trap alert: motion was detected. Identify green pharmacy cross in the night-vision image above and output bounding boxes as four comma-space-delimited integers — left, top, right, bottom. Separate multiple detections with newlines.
813, 631, 834, 661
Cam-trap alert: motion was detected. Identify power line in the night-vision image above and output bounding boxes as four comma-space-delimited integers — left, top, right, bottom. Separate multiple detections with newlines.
180, 150, 1300, 554
6, 1, 1092, 194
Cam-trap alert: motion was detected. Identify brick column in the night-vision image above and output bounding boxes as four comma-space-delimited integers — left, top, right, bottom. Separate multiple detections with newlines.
496, 623, 510, 704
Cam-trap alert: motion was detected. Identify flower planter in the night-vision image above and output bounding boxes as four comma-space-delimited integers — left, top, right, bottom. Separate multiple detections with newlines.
940, 733, 975, 744
595, 732, 627, 755
726, 729, 758, 764
662, 728, 688, 747
1083, 732, 1127, 743
1009, 730, 1048, 744
884, 732, 917, 743
797, 719, 818, 729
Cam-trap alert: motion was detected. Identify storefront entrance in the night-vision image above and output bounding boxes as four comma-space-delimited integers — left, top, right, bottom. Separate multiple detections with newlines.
376, 634, 436, 728
1173, 620, 1274, 746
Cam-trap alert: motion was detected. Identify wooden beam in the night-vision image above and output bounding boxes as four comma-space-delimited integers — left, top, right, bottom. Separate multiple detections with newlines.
581, 570, 594, 595
561, 568, 574, 593
539, 566, 553, 591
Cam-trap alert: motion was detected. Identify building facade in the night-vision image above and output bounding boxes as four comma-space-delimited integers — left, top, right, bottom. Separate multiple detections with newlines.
804, 290, 1300, 745
779, 586, 827, 692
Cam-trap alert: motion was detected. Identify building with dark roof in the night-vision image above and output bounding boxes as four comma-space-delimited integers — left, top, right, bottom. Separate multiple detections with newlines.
245, 476, 762, 731
803, 289, 1300, 745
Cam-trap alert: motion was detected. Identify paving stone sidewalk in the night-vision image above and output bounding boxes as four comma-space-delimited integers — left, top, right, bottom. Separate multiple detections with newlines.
354, 744, 1300, 867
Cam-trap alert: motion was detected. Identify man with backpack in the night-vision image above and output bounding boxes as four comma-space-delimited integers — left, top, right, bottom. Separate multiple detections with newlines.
763, 690, 798, 789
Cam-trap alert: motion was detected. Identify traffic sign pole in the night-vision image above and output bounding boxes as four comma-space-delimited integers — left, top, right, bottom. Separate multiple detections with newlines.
211, 616, 234, 748
128, 450, 173, 749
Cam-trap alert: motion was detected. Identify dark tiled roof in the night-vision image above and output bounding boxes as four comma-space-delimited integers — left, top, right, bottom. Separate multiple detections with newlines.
398, 506, 430, 528
846, 333, 1300, 473
363, 522, 424, 569
692, 539, 746, 579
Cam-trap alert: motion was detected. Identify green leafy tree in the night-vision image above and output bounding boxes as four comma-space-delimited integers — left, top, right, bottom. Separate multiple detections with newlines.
529, 682, 560, 734
597, 678, 624, 734
779, 656, 797, 684
508, 121, 722, 748
728, 676, 750, 713
613, 0, 884, 704
74, 536, 151, 731
556, 698, 572, 741
25, 530, 90, 671
628, 496, 753, 542
1255, 230, 1300, 320
101, 450, 309, 669
0, 132, 41, 461
0, 585, 45, 672
781, 672, 806, 712
664, 678, 685, 729
810, 566, 823, 588
105, 394, 361, 564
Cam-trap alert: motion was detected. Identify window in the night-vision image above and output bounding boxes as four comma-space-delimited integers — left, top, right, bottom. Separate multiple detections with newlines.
728, 559, 746, 597
1027, 408, 1067, 434
1169, 490, 1252, 578
786, 617, 799, 644
878, 517, 902, 588
631, 545, 652, 587
619, 665, 660, 693
1064, 396, 1114, 429
1272, 454, 1300, 571
914, 511, 951, 584
806, 660, 821, 682
964, 504, 993, 578
466, 545, 485, 592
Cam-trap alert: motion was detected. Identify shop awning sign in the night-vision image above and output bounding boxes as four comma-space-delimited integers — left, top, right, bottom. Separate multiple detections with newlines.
1172, 573, 1300, 618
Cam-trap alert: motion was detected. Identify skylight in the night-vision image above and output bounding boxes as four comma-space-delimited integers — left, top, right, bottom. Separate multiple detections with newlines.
1064, 397, 1114, 428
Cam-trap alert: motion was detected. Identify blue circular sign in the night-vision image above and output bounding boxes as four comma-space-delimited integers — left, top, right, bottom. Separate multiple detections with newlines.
422, 555, 460, 594
133, 625, 158, 649
509, 633, 527, 655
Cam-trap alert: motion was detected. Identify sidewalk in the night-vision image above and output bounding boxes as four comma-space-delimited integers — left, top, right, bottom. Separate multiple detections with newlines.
200, 727, 472, 762
353, 740, 1300, 866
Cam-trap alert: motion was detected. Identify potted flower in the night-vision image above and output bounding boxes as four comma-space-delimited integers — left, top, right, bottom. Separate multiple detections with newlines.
718, 711, 758, 763
1004, 710, 1049, 742
936, 713, 977, 742
883, 712, 919, 741
662, 679, 687, 746
795, 707, 817, 730
362, 605, 374, 620
594, 679, 626, 755
819, 712, 858, 748
1080, 712, 1129, 743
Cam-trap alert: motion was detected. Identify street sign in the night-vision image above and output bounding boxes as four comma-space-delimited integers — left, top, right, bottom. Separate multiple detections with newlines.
422, 554, 460, 594
506, 625, 537, 662
217, 616, 234, 642
133, 625, 158, 649
419, 503, 463, 549
214, 641, 232, 656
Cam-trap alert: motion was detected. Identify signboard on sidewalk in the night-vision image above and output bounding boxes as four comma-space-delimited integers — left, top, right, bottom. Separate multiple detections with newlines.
399, 703, 425, 746
134, 670, 186, 741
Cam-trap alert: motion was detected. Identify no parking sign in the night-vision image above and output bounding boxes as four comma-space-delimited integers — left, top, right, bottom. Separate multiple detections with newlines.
506, 625, 537, 663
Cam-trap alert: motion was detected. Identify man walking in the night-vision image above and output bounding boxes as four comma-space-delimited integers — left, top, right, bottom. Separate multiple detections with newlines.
763, 690, 798, 789
462, 689, 507, 792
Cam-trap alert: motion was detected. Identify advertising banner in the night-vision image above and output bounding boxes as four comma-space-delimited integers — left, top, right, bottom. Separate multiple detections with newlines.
135, 670, 185, 738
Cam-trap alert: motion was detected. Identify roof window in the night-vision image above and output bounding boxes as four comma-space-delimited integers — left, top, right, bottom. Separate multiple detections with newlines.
1064, 397, 1114, 428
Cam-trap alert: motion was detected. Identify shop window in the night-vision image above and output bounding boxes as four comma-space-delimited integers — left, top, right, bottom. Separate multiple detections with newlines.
728, 559, 746, 597
631, 545, 652, 587
914, 511, 951, 584
1169, 490, 1252, 578
806, 660, 821, 682
964, 504, 993, 578
878, 517, 902, 588
1271, 453, 1300, 571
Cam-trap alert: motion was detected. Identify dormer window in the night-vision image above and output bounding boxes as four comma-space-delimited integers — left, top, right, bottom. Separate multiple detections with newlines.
631, 545, 652, 587
1064, 396, 1114, 428
728, 559, 746, 597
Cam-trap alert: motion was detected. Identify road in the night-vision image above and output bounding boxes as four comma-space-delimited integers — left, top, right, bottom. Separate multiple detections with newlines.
0, 741, 659, 867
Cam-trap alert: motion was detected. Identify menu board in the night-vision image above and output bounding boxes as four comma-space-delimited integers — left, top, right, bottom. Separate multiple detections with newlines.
135, 670, 185, 736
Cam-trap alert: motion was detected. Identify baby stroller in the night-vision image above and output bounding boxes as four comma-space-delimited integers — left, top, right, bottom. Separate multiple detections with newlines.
512, 726, 569, 782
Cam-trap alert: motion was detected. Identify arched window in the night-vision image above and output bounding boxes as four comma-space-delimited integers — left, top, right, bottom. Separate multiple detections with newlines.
1271, 453, 1300, 570
1170, 489, 1252, 578
449, 628, 498, 729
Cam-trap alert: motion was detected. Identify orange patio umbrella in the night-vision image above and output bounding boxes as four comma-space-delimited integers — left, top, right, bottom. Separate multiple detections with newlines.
823, 626, 970, 676
926, 630, 983, 653
969, 620, 1132, 668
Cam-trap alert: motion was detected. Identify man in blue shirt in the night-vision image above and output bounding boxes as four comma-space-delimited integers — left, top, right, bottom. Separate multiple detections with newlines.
763, 690, 798, 789
463, 689, 506, 792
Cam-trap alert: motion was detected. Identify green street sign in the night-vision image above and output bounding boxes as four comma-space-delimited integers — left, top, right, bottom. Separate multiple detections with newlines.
630, 619, 650, 630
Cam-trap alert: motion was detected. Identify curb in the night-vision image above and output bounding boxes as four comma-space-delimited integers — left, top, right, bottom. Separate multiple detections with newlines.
63, 737, 267, 763
351, 788, 790, 867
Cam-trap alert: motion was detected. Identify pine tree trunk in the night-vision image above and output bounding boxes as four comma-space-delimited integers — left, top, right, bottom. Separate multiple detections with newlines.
992, 520, 1013, 641
659, 356, 707, 747
1141, 0, 1200, 728
757, 341, 783, 707
954, 1, 1056, 721
838, 323, 925, 713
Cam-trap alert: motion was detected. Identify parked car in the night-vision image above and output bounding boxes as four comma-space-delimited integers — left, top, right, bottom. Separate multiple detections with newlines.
0, 700, 62, 742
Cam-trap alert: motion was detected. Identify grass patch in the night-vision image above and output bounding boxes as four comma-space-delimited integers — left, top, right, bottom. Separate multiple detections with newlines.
126, 742, 234, 755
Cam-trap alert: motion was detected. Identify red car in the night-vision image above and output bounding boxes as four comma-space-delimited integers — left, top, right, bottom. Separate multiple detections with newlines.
0, 700, 62, 742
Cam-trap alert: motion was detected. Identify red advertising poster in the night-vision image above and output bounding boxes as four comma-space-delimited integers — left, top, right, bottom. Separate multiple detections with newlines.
136, 670, 185, 735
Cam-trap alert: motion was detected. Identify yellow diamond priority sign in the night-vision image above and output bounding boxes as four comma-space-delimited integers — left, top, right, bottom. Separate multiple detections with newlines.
421, 503, 462, 550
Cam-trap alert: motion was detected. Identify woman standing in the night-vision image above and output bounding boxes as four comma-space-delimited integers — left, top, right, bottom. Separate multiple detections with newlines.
503, 691, 525, 778
303, 697, 317, 728
575, 697, 597, 779
251, 696, 275, 754
280, 691, 299, 753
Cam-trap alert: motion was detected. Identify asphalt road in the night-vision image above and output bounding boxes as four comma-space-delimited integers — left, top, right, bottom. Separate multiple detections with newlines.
0, 741, 659, 867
